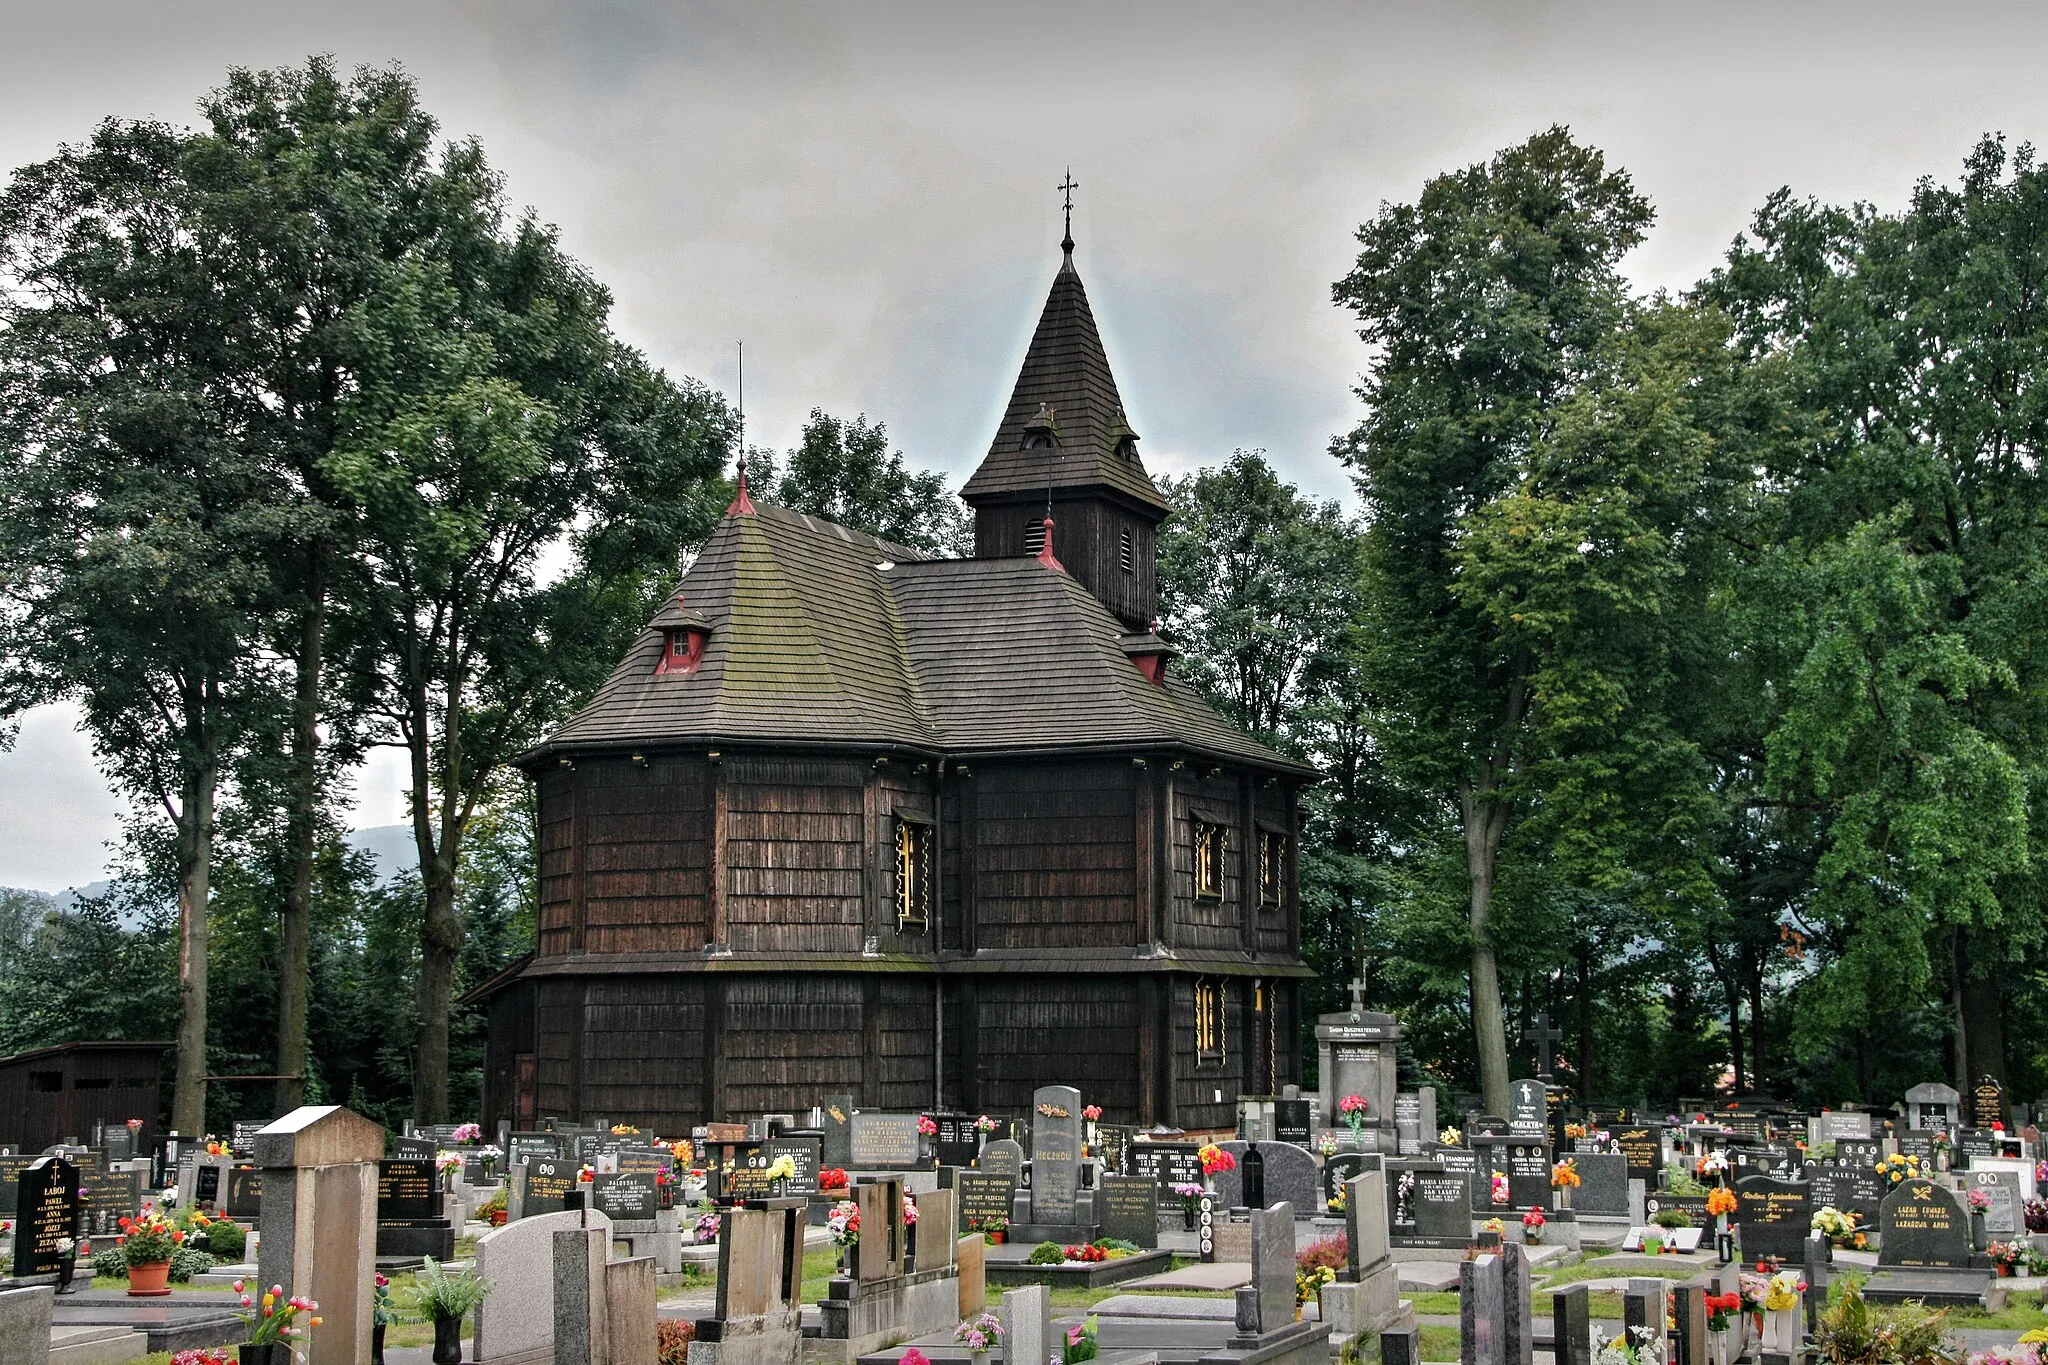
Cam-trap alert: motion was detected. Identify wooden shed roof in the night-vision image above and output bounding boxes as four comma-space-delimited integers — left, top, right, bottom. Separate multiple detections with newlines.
523, 503, 1312, 777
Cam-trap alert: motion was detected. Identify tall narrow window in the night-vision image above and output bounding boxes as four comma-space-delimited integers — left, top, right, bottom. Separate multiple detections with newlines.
1194, 819, 1226, 899
1024, 520, 1046, 555
1259, 829, 1287, 907
894, 816, 933, 931
1119, 527, 1134, 573
1195, 979, 1225, 1063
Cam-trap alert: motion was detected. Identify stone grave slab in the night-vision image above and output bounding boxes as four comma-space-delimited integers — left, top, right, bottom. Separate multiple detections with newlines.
818, 1096, 854, 1171
1252, 1140, 1319, 1212
848, 1113, 923, 1170
1460, 1252, 1505, 1365
1966, 1167, 2023, 1239
1811, 1112, 1873, 1142
1027, 1085, 1083, 1226
955, 1172, 1014, 1236
1878, 1179, 1974, 1268
1735, 1174, 1812, 1263
1609, 1124, 1664, 1183
13, 1155, 79, 1277
517, 1156, 576, 1218
1570, 1153, 1629, 1219
1097, 1175, 1159, 1248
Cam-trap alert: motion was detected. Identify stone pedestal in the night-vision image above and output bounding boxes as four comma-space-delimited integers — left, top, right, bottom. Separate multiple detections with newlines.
254, 1106, 384, 1365
0, 1284, 54, 1365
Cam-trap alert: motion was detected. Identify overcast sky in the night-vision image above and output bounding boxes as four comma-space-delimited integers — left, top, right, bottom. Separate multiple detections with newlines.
4, 0, 2047, 890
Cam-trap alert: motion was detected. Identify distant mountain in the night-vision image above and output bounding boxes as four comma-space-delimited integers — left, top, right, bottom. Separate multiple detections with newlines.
345, 824, 419, 886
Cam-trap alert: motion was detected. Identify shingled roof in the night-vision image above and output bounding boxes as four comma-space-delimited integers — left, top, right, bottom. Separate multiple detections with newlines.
959, 253, 1169, 516
523, 503, 1311, 777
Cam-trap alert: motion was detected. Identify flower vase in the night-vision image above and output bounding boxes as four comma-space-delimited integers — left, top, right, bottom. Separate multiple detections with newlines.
54, 1254, 76, 1295
432, 1312, 464, 1365
1555, 1188, 1572, 1212
1763, 1307, 1800, 1355
239, 1346, 285, 1365
1184, 1206, 1198, 1230
1525, 1226, 1544, 1245
374, 1324, 388, 1365
1971, 1212, 1987, 1251
1708, 1329, 1731, 1365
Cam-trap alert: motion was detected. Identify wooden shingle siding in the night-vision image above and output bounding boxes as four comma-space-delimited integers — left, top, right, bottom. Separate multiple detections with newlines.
1174, 773, 1246, 950
971, 977, 1141, 1118
971, 760, 1137, 949
537, 769, 577, 955
724, 754, 867, 953
722, 976, 865, 1116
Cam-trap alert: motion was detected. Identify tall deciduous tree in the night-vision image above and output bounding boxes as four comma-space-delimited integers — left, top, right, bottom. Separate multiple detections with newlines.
1332, 128, 1727, 1114
0, 120, 281, 1129
772, 409, 970, 555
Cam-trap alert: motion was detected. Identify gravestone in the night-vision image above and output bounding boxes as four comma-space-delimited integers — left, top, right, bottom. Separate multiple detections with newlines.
1624, 1280, 1668, 1349
1382, 1326, 1423, 1365
1252, 1140, 1319, 1212
1571, 1153, 1630, 1218
1972, 1076, 2006, 1130
392, 1135, 434, 1160
1508, 1081, 1547, 1137
508, 1132, 562, 1165
1317, 995, 1401, 1153
11, 1155, 79, 1277
591, 1172, 659, 1223
1097, 1175, 1159, 1248
1344, 1168, 1390, 1280
1812, 1112, 1873, 1142
1670, 1284, 1708, 1365
956, 1232, 986, 1318
1967, 1167, 2022, 1238
1324, 1152, 1367, 1210
378, 1157, 440, 1219
1239, 1202, 1298, 1340
1610, 1124, 1664, 1183
1393, 1090, 1437, 1156
256, 1106, 383, 1365
1877, 1179, 1973, 1268
1728, 1170, 1810, 1268
848, 1113, 923, 1169
1500, 1240, 1534, 1365
1126, 1141, 1199, 1198
1833, 1137, 1884, 1170
1460, 1252, 1506, 1365
1956, 1128, 2000, 1163
519, 1157, 576, 1217
1027, 1084, 1084, 1226
472, 1206, 615, 1365
1810, 1167, 1883, 1223
1409, 1167, 1473, 1247
931, 1114, 980, 1169
1274, 1098, 1314, 1145
1552, 1285, 1592, 1365
1001, 1283, 1051, 1365
83, 1169, 142, 1236
1096, 1124, 1137, 1175
1904, 1083, 1961, 1133
1242, 1144, 1267, 1209
976, 1137, 1023, 1183
854, 1177, 906, 1282
1474, 1137, 1550, 1211
955, 1172, 1014, 1234
818, 1096, 854, 1170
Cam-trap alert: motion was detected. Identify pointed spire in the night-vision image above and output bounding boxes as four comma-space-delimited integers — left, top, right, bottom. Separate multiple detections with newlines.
726, 456, 756, 516
1035, 515, 1065, 572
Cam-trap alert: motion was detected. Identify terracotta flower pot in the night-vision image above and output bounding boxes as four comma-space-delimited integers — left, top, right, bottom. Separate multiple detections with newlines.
126, 1260, 172, 1296
989, 1231, 1006, 1245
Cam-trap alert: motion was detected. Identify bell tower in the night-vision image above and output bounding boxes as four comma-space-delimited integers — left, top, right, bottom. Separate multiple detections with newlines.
960, 199, 1168, 631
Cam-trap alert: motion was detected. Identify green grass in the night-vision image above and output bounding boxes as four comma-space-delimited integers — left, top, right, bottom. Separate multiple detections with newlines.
1420, 1324, 1462, 1361
1536, 1261, 1701, 1288
1411, 1290, 1625, 1320
799, 1246, 843, 1305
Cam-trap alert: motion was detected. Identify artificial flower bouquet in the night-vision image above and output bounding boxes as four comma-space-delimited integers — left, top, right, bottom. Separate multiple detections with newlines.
1198, 1143, 1236, 1175
235, 1280, 321, 1347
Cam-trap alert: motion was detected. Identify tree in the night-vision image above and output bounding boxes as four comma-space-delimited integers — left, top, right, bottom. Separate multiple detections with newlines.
329, 190, 734, 1120
1332, 128, 1727, 1113
772, 410, 970, 555
0, 118, 285, 1130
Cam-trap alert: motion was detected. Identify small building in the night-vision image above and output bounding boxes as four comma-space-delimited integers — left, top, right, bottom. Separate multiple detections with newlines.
0, 1040, 167, 1153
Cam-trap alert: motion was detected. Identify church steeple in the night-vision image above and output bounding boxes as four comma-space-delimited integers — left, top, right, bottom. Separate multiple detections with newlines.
962, 203, 1167, 631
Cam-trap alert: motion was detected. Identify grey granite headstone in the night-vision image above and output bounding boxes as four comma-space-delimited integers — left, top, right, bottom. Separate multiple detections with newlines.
1001, 1282, 1049, 1365
1249, 1202, 1297, 1336
1967, 1167, 2023, 1237
1572, 1153, 1630, 1217
1904, 1082, 1961, 1134
1811, 1112, 1873, 1141
1460, 1253, 1505, 1365
0, 1284, 54, 1365
1254, 1141, 1319, 1212
1671, 1284, 1708, 1365
1552, 1285, 1592, 1365
1499, 1239, 1534, 1365
819, 1096, 854, 1171
1344, 1169, 1389, 1279
977, 1137, 1023, 1183
1028, 1085, 1083, 1224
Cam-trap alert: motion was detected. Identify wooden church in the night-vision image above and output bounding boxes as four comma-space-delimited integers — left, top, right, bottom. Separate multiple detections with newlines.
473, 231, 1316, 1135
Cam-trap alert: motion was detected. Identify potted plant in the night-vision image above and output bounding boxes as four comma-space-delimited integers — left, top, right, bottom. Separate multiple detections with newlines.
1986, 1241, 2024, 1278
1641, 1229, 1665, 1256
399, 1256, 491, 1365
970, 1216, 1008, 1246
954, 1311, 1004, 1365
232, 1279, 320, 1365
1522, 1207, 1546, 1245
116, 1211, 184, 1297
1173, 1182, 1206, 1230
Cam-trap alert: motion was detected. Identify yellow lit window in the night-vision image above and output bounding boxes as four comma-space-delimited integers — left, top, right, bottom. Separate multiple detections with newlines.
895, 818, 932, 931
1195, 979, 1225, 1062
1259, 830, 1286, 906
1194, 820, 1225, 899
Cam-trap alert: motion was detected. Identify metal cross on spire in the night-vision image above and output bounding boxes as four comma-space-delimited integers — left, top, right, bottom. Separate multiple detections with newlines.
1059, 168, 1079, 257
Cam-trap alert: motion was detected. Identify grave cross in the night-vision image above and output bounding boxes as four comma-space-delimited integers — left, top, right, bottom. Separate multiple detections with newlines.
1347, 972, 1369, 1014
1526, 1012, 1564, 1081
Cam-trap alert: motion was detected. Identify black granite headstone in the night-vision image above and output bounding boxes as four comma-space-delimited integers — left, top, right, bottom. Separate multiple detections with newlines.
1274, 1100, 1313, 1145
591, 1172, 658, 1222
13, 1155, 79, 1277
956, 1172, 1015, 1231
224, 1166, 263, 1221
1972, 1076, 2006, 1130
819, 1096, 855, 1170
391, 1135, 435, 1160
1097, 1175, 1160, 1248
83, 1169, 142, 1236
378, 1158, 440, 1220
1408, 1168, 1472, 1247
1878, 1179, 1973, 1269
1809, 1167, 1883, 1222
1735, 1174, 1812, 1263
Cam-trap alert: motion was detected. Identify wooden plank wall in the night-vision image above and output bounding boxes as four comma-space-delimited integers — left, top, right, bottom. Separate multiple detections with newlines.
1172, 771, 1245, 950
720, 975, 865, 1115
973, 759, 1137, 949
724, 755, 867, 954
870, 976, 938, 1110
1254, 785, 1297, 957
535, 979, 583, 1119
537, 769, 577, 956
482, 981, 537, 1133
973, 976, 1141, 1118
579, 975, 708, 1129
974, 498, 1156, 630
1171, 975, 1248, 1131
580, 756, 713, 952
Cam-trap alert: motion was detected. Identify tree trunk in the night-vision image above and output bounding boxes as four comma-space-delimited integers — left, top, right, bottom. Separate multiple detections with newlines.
1959, 932, 2007, 1103
1575, 940, 1593, 1101
414, 849, 461, 1123
275, 564, 326, 1116
1951, 928, 1970, 1098
1462, 788, 1512, 1117
172, 758, 215, 1136
1746, 946, 1767, 1094
1711, 950, 1744, 1095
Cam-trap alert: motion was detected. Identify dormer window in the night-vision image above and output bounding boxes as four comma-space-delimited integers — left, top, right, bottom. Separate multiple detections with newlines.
1021, 402, 1060, 450
1115, 436, 1138, 461
655, 626, 708, 676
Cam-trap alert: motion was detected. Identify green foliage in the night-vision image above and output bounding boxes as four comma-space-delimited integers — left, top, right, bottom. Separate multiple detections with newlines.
203, 1218, 246, 1260
1810, 1283, 1961, 1365
769, 409, 970, 556
1028, 1241, 1067, 1265
399, 1256, 492, 1321
1650, 1208, 1693, 1229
